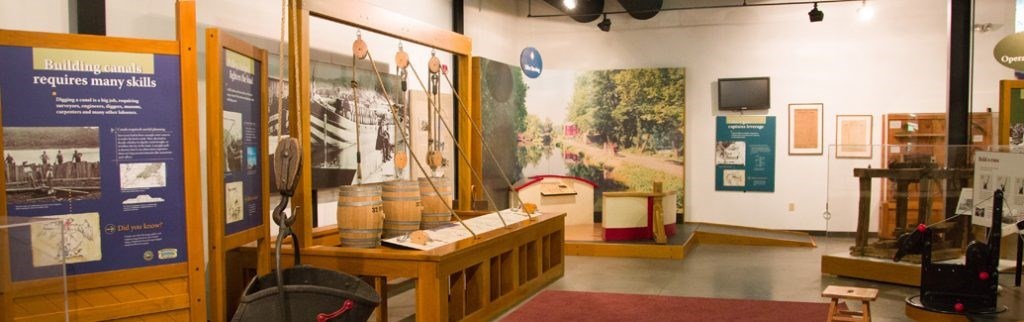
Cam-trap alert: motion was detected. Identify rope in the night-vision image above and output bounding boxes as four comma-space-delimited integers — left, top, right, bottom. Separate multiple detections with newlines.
440, 73, 530, 216
409, 63, 510, 228
364, 50, 478, 238
276, 0, 287, 141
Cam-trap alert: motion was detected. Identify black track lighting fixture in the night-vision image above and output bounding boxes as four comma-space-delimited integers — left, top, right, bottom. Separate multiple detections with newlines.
597, 14, 611, 32
808, 2, 824, 22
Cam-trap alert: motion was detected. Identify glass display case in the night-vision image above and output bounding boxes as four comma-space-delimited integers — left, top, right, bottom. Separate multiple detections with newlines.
822, 143, 1023, 285
1, 216, 69, 321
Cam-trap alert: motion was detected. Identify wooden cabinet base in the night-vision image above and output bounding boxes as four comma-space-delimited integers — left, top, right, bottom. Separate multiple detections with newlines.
238, 212, 565, 321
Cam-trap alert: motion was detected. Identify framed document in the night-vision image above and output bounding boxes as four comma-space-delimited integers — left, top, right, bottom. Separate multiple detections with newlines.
999, 80, 1024, 147
788, 103, 823, 155
835, 115, 873, 158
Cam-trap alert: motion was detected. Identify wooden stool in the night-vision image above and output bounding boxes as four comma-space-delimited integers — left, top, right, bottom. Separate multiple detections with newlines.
821, 285, 879, 322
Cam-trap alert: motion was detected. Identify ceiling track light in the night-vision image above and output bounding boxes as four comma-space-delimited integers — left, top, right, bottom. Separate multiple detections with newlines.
597, 14, 612, 32
563, 0, 577, 10
808, 2, 824, 23
857, 0, 874, 21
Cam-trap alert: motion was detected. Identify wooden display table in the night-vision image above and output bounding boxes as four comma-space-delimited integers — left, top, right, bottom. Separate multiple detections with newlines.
245, 212, 565, 321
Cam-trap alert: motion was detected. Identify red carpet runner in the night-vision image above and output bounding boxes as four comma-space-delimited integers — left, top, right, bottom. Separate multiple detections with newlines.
501, 290, 833, 321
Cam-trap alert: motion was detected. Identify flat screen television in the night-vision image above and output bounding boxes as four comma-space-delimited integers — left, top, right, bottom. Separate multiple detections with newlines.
718, 77, 770, 110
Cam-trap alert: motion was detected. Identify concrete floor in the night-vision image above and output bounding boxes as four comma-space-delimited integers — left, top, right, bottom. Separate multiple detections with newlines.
385, 236, 1024, 321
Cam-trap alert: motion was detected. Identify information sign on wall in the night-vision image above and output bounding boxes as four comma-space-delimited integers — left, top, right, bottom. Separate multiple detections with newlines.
715, 116, 776, 192
0, 46, 187, 280
221, 49, 263, 235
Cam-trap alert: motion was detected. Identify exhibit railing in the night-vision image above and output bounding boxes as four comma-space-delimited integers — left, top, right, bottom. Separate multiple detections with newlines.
823, 144, 1024, 261
1, 216, 68, 321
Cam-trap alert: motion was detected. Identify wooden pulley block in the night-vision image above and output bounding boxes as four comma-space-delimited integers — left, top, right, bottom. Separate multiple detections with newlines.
394, 151, 408, 170
352, 37, 368, 60
428, 55, 441, 73
426, 150, 442, 170
395, 49, 409, 69
409, 230, 431, 245
273, 137, 301, 192
522, 203, 538, 215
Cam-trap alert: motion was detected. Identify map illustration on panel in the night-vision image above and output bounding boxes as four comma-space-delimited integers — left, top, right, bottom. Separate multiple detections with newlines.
225, 180, 243, 224
31, 212, 102, 267
119, 162, 167, 190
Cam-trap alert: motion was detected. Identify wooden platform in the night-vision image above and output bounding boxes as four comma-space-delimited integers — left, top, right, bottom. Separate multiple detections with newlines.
564, 222, 815, 260
821, 252, 1021, 287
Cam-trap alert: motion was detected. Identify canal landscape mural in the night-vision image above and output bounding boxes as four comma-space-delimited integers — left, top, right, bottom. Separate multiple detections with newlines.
479, 57, 684, 214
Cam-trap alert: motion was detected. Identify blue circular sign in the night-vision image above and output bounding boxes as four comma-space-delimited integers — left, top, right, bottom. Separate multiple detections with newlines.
520, 47, 543, 79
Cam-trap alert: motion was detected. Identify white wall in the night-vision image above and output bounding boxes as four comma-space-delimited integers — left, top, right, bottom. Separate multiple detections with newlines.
0, 0, 68, 33
467, 0, 1016, 232
0, 0, 1016, 234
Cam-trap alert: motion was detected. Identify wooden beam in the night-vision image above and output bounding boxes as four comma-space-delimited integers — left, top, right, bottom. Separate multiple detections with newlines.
289, 0, 315, 249
304, 0, 472, 56
175, 1, 206, 321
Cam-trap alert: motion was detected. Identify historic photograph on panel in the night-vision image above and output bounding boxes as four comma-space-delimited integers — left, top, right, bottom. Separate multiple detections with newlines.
2, 126, 101, 204
723, 169, 746, 187
31, 212, 102, 267
268, 60, 403, 188
225, 181, 243, 224
715, 141, 746, 165
223, 110, 244, 173
119, 162, 167, 190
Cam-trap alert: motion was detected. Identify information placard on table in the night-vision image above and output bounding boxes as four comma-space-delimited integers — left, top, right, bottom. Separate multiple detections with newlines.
973, 151, 1024, 228
383, 210, 532, 250
0, 46, 187, 280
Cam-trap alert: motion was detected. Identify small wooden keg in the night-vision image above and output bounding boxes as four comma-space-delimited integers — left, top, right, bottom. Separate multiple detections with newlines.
418, 177, 452, 229
337, 184, 383, 248
382, 180, 422, 238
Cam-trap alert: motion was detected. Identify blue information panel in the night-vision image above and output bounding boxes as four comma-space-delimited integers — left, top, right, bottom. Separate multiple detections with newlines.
221, 49, 263, 235
0, 46, 186, 280
715, 116, 776, 192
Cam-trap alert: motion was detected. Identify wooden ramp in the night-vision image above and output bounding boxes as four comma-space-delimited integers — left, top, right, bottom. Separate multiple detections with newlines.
564, 222, 815, 260
691, 222, 817, 248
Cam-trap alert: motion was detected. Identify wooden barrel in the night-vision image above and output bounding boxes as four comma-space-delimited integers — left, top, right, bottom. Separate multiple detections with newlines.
337, 184, 383, 248
382, 180, 422, 238
418, 177, 452, 229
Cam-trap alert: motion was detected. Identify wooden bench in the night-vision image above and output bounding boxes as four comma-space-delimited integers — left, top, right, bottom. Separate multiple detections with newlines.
822, 285, 879, 322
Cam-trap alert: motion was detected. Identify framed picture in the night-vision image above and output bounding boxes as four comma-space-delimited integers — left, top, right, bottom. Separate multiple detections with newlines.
835, 115, 873, 158
788, 103, 823, 155
999, 80, 1024, 146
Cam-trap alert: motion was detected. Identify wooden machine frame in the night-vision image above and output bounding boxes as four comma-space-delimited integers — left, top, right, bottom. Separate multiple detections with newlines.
264, 1, 567, 321
0, 1, 206, 320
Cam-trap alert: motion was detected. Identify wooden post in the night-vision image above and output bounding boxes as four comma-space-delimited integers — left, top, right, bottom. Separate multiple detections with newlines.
652, 182, 667, 244
855, 175, 872, 254
893, 180, 910, 237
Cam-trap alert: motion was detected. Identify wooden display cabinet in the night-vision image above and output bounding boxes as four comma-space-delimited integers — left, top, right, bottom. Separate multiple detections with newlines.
878, 112, 994, 239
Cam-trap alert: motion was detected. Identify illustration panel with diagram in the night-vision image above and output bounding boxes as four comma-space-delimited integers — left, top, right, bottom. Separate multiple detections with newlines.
31, 212, 102, 267
120, 162, 167, 190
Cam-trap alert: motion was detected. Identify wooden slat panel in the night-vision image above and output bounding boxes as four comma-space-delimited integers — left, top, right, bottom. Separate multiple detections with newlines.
75, 288, 120, 307
132, 281, 175, 299
105, 284, 146, 303
13, 263, 188, 297
157, 278, 188, 294
12, 294, 61, 315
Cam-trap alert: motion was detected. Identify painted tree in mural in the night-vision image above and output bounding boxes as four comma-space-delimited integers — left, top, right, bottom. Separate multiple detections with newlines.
568, 68, 684, 155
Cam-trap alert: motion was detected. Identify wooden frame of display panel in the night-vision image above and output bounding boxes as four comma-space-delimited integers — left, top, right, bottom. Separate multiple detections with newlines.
0, 1, 205, 321
205, 28, 272, 322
